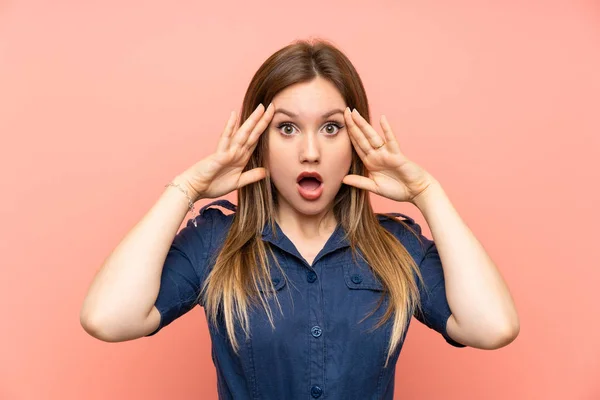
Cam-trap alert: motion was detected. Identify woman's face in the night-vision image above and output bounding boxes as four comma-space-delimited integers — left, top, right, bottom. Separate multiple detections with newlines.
266, 76, 353, 217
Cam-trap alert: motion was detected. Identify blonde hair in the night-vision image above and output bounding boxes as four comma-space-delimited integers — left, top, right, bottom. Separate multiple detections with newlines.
198, 38, 425, 368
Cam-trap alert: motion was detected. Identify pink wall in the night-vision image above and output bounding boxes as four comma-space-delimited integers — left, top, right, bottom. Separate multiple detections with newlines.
1, 1, 598, 398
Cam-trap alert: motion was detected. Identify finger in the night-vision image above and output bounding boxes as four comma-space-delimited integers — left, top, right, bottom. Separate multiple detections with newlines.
245, 102, 274, 148
231, 103, 266, 147
380, 115, 399, 149
351, 108, 386, 148
348, 128, 367, 160
342, 174, 378, 193
238, 167, 267, 188
217, 110, 238, 153
344, 107, 373, 156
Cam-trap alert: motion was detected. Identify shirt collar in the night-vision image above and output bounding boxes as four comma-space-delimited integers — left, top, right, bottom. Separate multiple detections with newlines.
199, 199, 352, 265
261, 219, 351, 265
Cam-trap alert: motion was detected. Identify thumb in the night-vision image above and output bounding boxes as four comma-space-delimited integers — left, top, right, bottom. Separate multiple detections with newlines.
342, 174, 377, 193
238, 167, 267, 188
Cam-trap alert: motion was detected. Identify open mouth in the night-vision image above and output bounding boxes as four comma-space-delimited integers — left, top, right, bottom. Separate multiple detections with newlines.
297, 177, 321, 190
296, 174, 324, 200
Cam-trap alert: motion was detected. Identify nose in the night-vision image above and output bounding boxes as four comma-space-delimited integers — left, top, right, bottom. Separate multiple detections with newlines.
299, 132, 320, 164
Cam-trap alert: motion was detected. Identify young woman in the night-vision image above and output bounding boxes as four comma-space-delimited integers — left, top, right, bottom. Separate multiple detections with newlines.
81, 38, 519, 399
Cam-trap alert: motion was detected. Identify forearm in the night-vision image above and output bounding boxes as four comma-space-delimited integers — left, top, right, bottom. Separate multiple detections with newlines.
411, 182, 520, 346
80, 175, 202, 331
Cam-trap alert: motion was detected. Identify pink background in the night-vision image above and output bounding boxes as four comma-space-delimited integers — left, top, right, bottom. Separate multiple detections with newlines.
1, 0, 599, 399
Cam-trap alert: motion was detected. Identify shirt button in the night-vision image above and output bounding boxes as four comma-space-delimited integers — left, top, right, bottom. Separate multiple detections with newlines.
351, 274, 363, 284
311, 326, 322, 338
272, 277, 280, 285
310, 385, 323, 398
307, 271, 317, 283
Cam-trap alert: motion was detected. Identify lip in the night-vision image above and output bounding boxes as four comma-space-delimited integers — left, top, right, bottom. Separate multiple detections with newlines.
297, 181, 324, 200
296, 171, 323, 183
296, 171, 324, 201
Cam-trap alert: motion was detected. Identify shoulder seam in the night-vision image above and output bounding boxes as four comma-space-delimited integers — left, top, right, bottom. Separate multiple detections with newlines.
199, 199, 237, 215
377, 212, 416, 225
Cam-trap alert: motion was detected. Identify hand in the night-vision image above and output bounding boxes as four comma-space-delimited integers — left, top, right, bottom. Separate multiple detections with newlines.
177, 103, 275, 200
342, 107, 438, 204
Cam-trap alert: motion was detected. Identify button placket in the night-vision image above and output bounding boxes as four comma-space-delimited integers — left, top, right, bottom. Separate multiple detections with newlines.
307, 266, 324, 400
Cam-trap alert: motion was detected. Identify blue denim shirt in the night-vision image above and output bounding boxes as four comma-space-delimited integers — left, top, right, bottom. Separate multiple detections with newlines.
147, 199, 466, 399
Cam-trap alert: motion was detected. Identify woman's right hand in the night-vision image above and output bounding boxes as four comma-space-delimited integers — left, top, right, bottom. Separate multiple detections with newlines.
176, 102, 275, 201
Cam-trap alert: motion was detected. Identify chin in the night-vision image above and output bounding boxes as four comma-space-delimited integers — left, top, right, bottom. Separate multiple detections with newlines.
294, 202, 328, 215
298, 192, 338, 213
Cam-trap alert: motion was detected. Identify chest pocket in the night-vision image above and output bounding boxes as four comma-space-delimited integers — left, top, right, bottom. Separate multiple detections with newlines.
255, 260, 287, 294
343, 256, 385, 292
256, 272, 287, 293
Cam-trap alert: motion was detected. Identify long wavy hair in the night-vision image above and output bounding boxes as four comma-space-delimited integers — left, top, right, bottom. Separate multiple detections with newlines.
199, 38, 425, 367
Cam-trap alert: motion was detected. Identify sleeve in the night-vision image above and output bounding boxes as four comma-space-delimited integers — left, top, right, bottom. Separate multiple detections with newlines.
406, 221, 467, 348
145, 209, 214, 337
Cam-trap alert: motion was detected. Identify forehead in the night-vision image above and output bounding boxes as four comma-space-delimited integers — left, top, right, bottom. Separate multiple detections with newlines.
272, 77, 345, 116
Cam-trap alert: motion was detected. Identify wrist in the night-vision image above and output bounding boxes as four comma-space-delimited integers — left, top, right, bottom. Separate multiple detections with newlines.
410, 180, 444, 208
171, 175, 202, 203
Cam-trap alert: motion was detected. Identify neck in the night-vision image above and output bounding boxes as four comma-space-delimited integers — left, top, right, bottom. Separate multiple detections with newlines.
274, 202, 338, 239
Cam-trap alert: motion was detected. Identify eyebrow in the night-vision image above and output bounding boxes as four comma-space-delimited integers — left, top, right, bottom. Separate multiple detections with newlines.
273, 108, 345, 119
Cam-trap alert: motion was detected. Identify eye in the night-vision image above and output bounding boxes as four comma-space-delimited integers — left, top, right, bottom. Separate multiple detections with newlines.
278, 123, 296, 136
276, 121, 344, 136
324, 122, 343, 135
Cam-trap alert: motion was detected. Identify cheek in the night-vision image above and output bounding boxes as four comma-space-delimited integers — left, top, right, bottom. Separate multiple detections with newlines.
266, 144, 287, 167
323, 148, 352, 181
267, 128, 285, 150
335, 140, 353, 167
265, 131, 282, 165
266, 140, 291, 182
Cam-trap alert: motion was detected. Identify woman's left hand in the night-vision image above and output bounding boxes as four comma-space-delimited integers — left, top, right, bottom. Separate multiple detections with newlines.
342, 107, 437, 204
